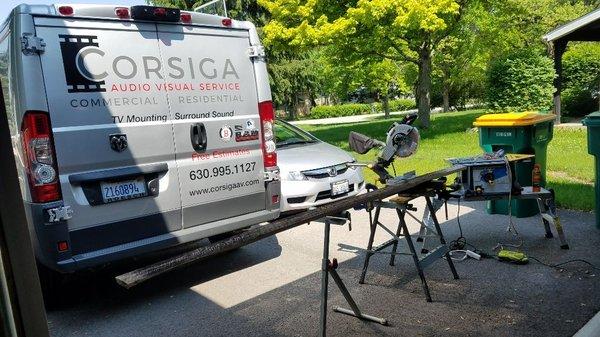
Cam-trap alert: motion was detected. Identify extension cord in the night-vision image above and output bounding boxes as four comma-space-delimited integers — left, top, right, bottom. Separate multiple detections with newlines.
449, 249, 481, 261
498, 249, 529, 264
465, 250, 481, 260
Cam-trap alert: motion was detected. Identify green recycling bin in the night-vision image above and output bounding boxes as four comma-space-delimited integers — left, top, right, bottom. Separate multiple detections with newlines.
474, 112, 556, 217
582, 111, 600, 229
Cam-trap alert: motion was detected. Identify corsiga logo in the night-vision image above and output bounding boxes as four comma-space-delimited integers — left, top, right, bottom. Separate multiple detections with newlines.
58, 34, 242, 94
59, 34, 106, 93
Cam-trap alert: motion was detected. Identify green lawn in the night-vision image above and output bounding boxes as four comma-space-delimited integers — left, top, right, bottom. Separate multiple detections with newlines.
298, 110, 595, 211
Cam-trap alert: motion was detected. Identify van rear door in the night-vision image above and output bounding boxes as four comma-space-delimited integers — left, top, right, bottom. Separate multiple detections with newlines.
34, 18, 182, 251
156, 25, 266, 228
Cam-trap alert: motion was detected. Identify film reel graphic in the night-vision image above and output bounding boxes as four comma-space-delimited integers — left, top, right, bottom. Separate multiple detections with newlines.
59, 34, 106, 93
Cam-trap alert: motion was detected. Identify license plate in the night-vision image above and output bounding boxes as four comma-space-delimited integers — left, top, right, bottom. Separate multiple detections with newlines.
101, 177, 147, 203
331, 180, 350, 196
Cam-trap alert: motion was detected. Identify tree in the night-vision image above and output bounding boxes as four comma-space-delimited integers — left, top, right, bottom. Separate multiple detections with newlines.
562, 42, 600, 116
268, 50, 325, 119
147, 0, 269, 23
487, 51, 556, 111
432, 35, 485, 111
431, 2, 490, 111
147, 0, 196, 10
472, 0, 588, 53
316, 45, 410, 116
147, 0, 316, 119
259, 0, 472, 128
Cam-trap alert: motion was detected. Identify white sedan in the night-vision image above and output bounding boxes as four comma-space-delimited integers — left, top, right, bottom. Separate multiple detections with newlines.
275, 121, 365, 213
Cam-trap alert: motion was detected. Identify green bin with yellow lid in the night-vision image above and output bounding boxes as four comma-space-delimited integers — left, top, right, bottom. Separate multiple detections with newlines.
474, 112, 556, 217
582, 112, 600, 228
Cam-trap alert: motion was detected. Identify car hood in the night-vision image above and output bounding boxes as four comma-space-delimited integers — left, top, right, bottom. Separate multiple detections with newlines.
277, 141, 354, 173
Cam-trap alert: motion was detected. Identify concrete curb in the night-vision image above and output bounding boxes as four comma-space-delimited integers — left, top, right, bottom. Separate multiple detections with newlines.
556, 123, 585, 129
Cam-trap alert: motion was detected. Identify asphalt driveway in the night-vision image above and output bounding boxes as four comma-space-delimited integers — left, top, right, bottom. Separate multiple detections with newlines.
47, 199, 600, 337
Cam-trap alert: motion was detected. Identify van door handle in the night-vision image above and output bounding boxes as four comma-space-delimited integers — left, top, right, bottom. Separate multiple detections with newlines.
190, 123, 207, 152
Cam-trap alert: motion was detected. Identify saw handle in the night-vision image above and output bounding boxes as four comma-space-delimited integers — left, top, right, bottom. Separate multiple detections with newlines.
348, 131, 385, 154
399, 113, 418, 126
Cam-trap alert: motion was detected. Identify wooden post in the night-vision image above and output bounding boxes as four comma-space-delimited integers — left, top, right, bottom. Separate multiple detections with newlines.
552, 39, 567, 124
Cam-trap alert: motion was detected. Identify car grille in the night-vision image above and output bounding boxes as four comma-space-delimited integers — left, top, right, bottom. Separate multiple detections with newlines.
315, 183, 355, 201
302, 164, 348, 179
287, 196, 307, 204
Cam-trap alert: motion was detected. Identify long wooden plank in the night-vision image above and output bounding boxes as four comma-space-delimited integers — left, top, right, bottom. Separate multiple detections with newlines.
115, 165, 465, 288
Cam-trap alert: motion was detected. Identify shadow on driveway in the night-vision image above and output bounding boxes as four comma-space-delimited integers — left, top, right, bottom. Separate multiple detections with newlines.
48, 205, 600, 337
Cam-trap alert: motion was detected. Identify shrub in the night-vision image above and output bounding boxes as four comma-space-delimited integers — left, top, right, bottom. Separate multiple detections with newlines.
562, 43, 600, 117
307, 99, 416, 120
309, 104, 373, 119
487, 51, 556, 112
562, 88, 598, 117
391, 98, 416, 111
373, 99, 416, 112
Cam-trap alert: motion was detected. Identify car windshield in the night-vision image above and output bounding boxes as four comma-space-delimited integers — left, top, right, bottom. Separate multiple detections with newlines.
275, 121, 318, 147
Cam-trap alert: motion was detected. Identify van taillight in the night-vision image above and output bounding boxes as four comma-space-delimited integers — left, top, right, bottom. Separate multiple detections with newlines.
115, 7, 130, 19
222, 18, 232, 27
21, 112, 61, 203
180, 13, 192, 23
58, 6, 74, 16
258, 101, 277, 168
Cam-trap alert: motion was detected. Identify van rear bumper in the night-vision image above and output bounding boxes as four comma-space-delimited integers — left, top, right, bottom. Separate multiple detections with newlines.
28, 201, 279, 273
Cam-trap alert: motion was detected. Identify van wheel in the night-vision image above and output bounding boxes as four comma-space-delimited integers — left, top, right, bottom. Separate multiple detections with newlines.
37, 264, 66, 309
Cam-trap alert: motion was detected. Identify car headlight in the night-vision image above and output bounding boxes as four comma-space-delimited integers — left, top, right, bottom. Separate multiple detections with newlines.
348, 159, 357, 170
288, 171, 307, 181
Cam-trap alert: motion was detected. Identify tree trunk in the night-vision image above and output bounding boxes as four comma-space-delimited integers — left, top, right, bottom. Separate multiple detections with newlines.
293, 92, 311, 118
382, 94, 390, 119
442, 80, 450, 113
551, 40, 567, 125
417, 42, 432, 128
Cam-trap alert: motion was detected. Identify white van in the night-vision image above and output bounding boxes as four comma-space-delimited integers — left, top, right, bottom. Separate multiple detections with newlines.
0, 4, 280, 280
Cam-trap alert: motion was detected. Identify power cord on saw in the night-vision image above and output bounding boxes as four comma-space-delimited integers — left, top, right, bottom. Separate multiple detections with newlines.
493, 156, 524, 251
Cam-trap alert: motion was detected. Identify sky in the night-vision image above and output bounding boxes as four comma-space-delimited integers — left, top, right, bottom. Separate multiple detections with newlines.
1, 0, 142, 20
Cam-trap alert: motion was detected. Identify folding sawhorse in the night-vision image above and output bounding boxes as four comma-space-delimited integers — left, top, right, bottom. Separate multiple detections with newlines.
359, 189, 459, 302
315, 213, 388, 337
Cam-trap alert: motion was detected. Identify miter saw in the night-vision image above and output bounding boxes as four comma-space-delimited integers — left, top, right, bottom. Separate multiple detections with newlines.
348, 113, 420, 184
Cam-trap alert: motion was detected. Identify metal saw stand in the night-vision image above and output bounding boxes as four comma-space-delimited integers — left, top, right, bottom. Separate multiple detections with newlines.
359, 192, 459, 302
455, 187, 570, 249
315, 214, 388, 337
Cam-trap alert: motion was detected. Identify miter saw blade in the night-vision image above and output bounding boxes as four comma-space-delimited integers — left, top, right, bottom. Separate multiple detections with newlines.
387, 123, 420, 158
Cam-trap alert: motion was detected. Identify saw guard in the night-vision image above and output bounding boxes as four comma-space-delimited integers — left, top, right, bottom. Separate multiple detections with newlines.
394, 126, 420, 158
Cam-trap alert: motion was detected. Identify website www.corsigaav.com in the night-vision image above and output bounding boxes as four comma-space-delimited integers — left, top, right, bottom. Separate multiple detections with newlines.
189, 178, 261, 196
